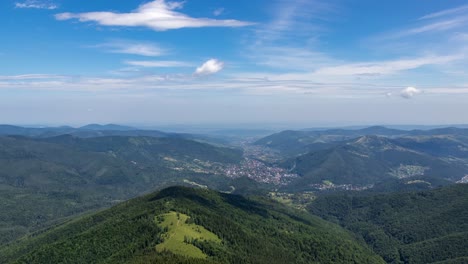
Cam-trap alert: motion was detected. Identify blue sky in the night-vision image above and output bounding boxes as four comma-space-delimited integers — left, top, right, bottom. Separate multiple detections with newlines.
1, 0, 468, 127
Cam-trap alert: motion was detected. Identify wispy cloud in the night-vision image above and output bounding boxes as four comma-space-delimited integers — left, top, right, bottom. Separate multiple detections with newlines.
313, 55, 460, 76
213, 8, 225, 17
15, 0, 57, 10
94, 41, 166, 57
194, 59, 224, 75
55, 0, 254, 31
375, 4, 468, 41
243, 0, 338, 75
248, 45, 336, 71
419, 4, 468, 20
396, 17, 468, 38
255, 0, 335, 44
125, 60, 191, 68
0, 74, 65, 80
2, 73, 468, 100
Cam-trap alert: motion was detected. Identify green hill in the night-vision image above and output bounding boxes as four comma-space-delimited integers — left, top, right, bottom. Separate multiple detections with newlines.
0, 135, 242, 246
308, 184, 468, 263
0, 186, 384, 264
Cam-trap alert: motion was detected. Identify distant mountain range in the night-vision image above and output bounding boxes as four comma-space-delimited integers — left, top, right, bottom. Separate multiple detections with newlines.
79, 123, 137, 131
255, 126, 468, 157
0, 124, 164, 138
0, 124, 237, 147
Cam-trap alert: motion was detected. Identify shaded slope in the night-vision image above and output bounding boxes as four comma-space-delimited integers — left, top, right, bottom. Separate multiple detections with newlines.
308, 184, 468, 263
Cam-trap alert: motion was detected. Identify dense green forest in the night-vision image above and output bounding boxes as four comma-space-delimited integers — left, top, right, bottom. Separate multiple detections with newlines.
0, 186, 384, 264
308, 184, 468, 263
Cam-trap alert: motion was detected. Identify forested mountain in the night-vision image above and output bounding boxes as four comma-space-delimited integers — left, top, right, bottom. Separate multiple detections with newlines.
255, 126, 468, 157
0, 186, 384, 264
268, 134, 468, 191
308, 184, 468, 263
0, 135, 242, 246
280, 135, 468, 191
254, 126, 408, 156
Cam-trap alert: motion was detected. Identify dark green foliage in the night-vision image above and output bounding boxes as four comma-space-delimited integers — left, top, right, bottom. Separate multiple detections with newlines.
0, 187, 384, 264
308, 184, 468, 263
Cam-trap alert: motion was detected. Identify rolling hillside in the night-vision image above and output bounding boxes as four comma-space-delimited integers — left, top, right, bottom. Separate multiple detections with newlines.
0, 186, 384, 264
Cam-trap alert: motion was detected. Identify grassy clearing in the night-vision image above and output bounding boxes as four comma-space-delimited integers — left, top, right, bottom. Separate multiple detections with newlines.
155, 211, 221, 259
268, 192, 316, 210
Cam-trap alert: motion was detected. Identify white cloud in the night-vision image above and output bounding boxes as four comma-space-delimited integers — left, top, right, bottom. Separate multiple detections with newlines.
125, 60, 191, 68
400, 86, 422, 99
55, 0, 254, 31
213, 8, 225, 16
194, 59, 224, 75
15, 0, 57, 10
94, 41, 166, 57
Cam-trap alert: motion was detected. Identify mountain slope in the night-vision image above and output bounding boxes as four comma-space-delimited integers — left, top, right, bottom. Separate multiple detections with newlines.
282, 136, 467, 190
0, 186, 384, 264
308, 184, 468, 263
